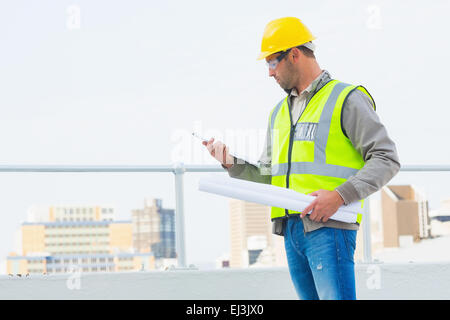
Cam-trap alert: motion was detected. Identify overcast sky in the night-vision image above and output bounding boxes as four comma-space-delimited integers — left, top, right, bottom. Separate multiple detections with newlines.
0, 0, 449, 270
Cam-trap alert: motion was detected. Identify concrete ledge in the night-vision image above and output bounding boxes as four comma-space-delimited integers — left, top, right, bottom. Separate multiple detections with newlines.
1, 262, 450, 299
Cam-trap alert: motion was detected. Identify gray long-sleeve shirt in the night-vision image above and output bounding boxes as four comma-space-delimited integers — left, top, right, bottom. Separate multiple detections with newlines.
224, 70, 400, 233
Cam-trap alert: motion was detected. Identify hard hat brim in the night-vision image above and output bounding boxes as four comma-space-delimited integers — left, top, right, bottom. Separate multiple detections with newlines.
257, 51, 273, 61
256, 38, 316, 61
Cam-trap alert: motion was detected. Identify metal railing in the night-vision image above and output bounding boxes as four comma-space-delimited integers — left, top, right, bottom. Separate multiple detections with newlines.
0, 163, 224, 268
1, 163, 449, 268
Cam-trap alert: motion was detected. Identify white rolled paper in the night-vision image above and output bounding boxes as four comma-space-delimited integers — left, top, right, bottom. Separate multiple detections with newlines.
198, 174, 363, 224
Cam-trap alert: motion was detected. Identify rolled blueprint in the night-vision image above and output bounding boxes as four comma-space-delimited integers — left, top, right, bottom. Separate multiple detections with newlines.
198, 174, 363, 223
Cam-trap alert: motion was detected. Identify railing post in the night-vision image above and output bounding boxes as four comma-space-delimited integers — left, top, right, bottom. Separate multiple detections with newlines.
173, 162, 187, 268
362, 196, 372, 263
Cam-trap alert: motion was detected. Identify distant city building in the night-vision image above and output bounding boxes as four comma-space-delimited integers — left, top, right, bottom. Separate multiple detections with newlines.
428, 198, 450, 237
429, 198, 450, 220
26, 204, 115, 223
6, 204, 158, 275
7, 252, 154, 275
442, 199, 450, 212
381, 185, 431, 247
215, 253, 230, 269
247, 235, 267, 265
132, 198, 176, 259
229, 199, 287, 268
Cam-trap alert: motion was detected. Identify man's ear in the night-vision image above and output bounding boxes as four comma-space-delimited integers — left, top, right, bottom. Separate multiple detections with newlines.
290, 47, 301, 62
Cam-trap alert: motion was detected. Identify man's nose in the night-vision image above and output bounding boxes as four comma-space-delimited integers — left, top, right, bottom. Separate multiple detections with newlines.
268, 68, 275, 77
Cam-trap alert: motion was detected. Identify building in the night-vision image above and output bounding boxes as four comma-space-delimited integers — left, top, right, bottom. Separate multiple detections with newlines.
229, 199, 287, 268
429, 198, 450, 220
26, 204, 115, 223
381, 185, 431, 247
131, 198, 176, 259
20, 220, 132, 256
7, 252, 154, 275
6, 204, 155, 275
428, 198, 450, 236
215, 253, 230, 269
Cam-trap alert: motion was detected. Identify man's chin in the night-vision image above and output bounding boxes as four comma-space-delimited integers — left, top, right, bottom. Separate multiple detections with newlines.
279, 83, 292, 91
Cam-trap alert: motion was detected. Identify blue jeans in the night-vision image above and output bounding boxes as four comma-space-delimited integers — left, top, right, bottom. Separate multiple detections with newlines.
284, 215, 357, 300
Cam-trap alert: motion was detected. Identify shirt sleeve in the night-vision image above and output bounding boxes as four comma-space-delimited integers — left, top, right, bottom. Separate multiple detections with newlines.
335, 89, 401, 204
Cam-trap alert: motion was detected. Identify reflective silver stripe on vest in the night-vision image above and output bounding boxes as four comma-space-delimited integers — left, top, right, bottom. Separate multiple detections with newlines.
272, 162, 358, 179
314, 82, 351, 163
270, 98, 285, 132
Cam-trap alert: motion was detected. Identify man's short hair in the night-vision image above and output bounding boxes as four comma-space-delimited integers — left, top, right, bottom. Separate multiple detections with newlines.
296, 45, 315, 58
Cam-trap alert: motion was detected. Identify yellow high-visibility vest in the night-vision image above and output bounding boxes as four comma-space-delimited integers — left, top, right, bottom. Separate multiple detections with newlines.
269, 80, 375, 223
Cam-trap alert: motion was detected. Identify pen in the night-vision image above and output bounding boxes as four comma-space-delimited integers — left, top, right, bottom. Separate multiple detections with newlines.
192, 132, 213, 143
192, 132, 238, 159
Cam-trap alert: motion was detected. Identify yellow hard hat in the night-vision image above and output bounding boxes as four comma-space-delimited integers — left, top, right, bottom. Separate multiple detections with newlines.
257, 17, 316, 60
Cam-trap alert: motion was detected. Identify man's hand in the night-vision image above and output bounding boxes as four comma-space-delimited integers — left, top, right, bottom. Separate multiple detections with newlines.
301, 189, 345, 223
202, 138, 234, 168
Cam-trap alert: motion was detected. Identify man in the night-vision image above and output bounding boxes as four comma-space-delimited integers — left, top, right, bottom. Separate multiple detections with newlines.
202, 17, 400, 300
